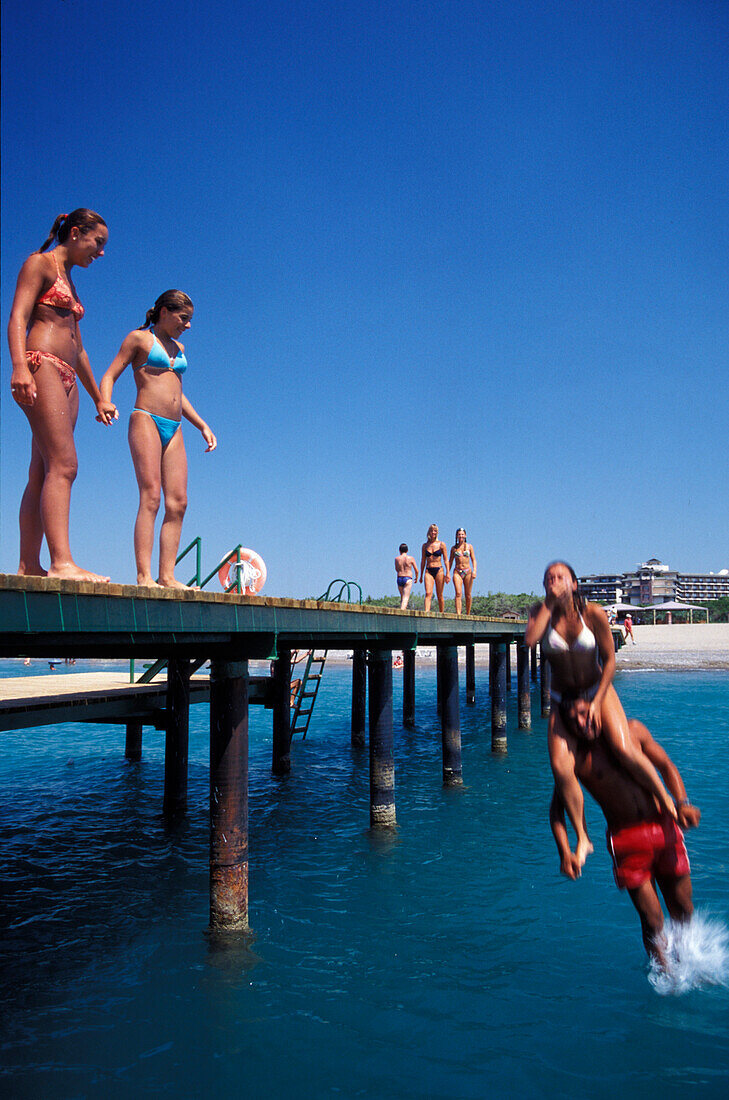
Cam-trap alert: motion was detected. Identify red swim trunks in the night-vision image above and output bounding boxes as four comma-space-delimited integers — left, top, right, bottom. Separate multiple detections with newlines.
607, 813, 690, 891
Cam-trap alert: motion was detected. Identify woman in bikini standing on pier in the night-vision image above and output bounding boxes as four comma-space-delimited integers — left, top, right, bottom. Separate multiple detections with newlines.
449, 527, 477, 614
7, 209, 116, 581
419, 523, 450, 612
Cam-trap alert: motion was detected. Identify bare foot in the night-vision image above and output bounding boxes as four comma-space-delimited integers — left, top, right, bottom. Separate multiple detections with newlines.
575, 835, 594, 867
157, 577, 195, 590
47, 563, 110, 583
137, 574, 163, 587
17, 563, 48, 577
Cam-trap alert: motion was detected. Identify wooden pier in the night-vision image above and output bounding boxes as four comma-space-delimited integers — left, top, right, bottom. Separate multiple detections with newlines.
0, 574, 543, 933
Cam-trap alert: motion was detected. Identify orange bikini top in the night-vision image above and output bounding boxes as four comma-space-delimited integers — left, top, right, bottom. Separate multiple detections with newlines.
35, 252, 84, 320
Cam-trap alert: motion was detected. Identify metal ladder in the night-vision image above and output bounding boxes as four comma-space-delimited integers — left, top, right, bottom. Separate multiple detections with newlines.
291, 650, 328, 739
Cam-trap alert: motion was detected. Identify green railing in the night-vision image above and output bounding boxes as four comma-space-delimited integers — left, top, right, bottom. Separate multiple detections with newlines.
130, 538, 252, 682
317, 579, 362, 604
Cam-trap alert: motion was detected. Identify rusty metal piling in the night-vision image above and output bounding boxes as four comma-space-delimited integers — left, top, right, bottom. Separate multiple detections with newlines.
368, 650, 396, 828
403, 648, 415, 728
164, 658, 191, 817
209, 659, 249, 931
272, 648, 292, 775
439, 645, 463, 786
490, 642, 507, 753
351, 647, 367, 748
517, 642, 531, 730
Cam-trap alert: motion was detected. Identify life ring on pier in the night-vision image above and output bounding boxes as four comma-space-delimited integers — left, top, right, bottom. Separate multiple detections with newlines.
218, 548, 267, 594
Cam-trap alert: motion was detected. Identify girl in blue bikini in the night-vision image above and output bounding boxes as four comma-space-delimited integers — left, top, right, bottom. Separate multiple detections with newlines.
101, 290, 216, 587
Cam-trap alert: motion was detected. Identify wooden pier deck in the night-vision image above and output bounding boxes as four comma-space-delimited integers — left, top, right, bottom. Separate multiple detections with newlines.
1, 574, 536, 933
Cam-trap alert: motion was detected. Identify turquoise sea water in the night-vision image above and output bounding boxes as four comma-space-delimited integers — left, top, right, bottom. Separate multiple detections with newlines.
1, 661, 728, 1099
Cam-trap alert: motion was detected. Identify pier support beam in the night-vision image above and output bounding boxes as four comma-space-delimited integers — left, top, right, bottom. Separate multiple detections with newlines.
368, 650, 396, 828
272, 648, 292, 776
209, 659, 249, 931
164, 658, 191, 817
540, 644, 551, 717
517, 642, 531, 730
531, 645, 538, 683
403, 649, 415, 728
490, 642, 507, 753
351, 648, 367, 748
505, 642, 511, 691
125, 720, 143, 762
439, 645, 463, 786
465, 644, 476, 705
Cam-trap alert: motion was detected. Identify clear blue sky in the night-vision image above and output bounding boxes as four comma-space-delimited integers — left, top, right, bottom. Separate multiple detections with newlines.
2, 0, 727, 598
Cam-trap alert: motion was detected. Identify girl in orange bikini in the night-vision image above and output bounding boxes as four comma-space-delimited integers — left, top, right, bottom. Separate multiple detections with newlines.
448, 527, 477, 614
7, 209, 117, 581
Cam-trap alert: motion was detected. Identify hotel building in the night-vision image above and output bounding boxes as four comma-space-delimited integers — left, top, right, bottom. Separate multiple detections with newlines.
579, 559, 729, 606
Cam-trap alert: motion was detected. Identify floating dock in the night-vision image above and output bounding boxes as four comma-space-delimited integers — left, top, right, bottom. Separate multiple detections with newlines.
1, 574, 542, 933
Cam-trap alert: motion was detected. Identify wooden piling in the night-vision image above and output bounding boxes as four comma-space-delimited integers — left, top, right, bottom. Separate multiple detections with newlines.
125, 720, 143, 762
505, 641, 511, 691
490, 642, 507, 752
439, 645, 463, 786
368, 650, 396, 828
351, 647, 367, 748
163, 658, 191, 817
540, 643, 551, 717
272, 648, 292, 775
465, 643, 476, 705
530, 645, 538, 683
517, 642, 531, 730
403, 648, 415, 728
209, 659, 249, 931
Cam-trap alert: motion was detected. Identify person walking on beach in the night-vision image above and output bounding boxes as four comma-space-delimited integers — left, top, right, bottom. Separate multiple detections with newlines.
419, 524, 450, 613
7, 209, 117, 581
526, 561, 678, 868
624, 612, 636, 644
395, 543, 419, 609
100, 290, 216, 587
449, 528, 477, 614
549, 705, 700, 964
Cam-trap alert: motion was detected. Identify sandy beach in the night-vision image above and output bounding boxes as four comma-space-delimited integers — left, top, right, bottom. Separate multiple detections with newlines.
285, 622, 729, 672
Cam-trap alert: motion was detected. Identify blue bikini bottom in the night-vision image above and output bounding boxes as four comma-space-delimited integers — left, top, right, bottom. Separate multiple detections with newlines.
133, 409, 181, 447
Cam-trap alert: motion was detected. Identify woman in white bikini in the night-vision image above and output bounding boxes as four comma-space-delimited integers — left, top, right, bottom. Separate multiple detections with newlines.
526, 561, 677, 867
448, 528, 477, 614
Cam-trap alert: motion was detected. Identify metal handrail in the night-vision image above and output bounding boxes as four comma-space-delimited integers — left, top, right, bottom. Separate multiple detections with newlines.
176, 536, 203, 587
317, 579, 362, 604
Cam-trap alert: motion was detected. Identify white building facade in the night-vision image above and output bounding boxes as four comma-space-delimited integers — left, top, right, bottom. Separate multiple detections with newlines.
579, 559, 729, 606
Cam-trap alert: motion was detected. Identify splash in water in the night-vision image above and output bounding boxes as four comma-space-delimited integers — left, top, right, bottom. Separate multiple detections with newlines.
649, 912, 729, 996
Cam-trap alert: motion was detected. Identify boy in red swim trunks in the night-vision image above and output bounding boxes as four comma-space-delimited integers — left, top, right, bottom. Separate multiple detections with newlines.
549, 700, 701, 963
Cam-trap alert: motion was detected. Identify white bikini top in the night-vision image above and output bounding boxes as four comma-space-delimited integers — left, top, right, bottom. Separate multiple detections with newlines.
541, 613, 602, 687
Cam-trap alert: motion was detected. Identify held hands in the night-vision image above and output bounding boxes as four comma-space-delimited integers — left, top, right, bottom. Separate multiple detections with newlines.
95, 400, 118, 426
560, 851, 582, 880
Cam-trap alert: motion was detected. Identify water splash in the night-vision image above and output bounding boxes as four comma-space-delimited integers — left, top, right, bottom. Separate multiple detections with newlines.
649, 912, 729, 995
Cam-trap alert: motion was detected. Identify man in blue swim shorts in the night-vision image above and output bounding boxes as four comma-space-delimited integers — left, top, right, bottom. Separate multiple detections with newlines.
549, 699, 700, 964
394, 543, 419, 610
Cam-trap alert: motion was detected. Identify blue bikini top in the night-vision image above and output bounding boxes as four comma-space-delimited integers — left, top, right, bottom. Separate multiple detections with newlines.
138, 332, 187, 375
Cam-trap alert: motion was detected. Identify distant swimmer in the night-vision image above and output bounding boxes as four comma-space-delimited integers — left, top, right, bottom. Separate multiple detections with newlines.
549, 706, 700, 966
7, 209, 116, 582
448, 528, 477, 615
395, 543, 419, 609
419, 524, 449, 613
100, 291, 216, 588
526, 561, 677, 867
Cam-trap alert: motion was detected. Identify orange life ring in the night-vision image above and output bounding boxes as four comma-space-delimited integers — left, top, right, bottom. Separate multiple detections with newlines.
218, 548, 267, 594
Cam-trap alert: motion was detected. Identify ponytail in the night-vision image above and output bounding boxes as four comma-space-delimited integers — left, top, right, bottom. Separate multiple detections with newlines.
37, 208, 106, 253
141, 289, 194, 329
